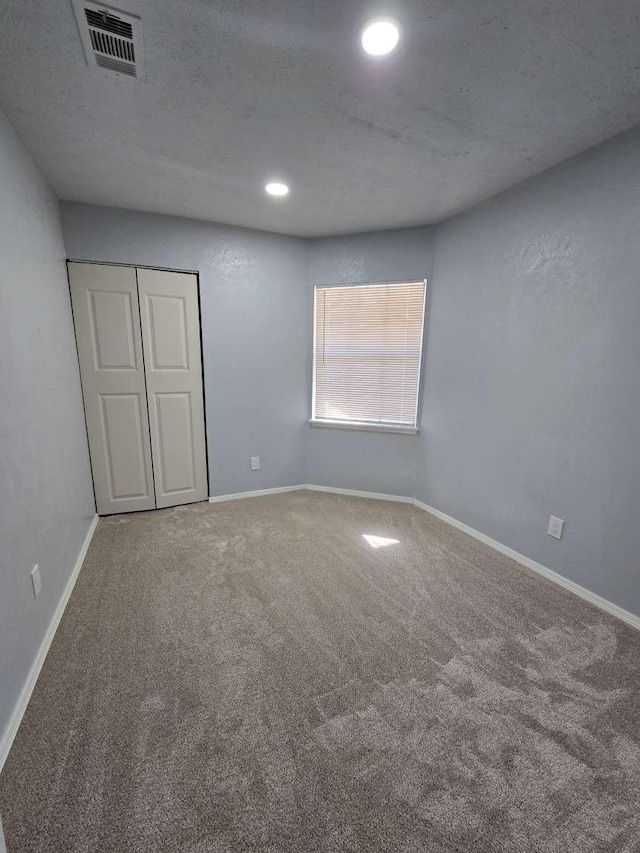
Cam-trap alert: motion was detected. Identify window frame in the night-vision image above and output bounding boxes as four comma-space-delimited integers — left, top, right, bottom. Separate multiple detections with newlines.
309, 279, 427, 435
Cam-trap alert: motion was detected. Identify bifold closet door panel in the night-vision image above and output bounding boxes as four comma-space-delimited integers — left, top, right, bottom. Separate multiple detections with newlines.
136, 269, 208, 508
68, 263, 156, 515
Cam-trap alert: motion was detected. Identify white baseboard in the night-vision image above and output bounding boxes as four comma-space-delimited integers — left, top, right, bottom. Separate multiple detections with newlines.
306, 484, 414, 503
209, 485, 306, 503
209, 484, 414, 504
0, 513, 99, 771
414, 499, 640, 631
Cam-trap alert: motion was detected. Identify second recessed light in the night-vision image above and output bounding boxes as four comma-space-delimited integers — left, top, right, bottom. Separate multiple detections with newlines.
265, 182, 289, 197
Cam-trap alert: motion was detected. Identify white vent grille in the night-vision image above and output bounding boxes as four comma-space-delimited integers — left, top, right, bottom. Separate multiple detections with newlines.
73, 1, 144, 79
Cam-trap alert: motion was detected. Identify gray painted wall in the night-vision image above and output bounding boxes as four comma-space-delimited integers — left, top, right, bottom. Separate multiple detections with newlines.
0, 108, 95, 742
60, 204, 309, 497
418, 126, 640, 616
306, 228, 434, 496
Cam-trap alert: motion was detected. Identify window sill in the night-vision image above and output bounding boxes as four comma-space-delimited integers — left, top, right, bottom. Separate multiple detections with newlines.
308, 419, 418, 435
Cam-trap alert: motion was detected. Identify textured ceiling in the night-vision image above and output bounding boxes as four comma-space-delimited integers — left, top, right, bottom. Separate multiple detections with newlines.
1, 0, 640, 237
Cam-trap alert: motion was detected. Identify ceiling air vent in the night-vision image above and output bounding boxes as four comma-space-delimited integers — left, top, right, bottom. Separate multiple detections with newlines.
73, 1, 145, 79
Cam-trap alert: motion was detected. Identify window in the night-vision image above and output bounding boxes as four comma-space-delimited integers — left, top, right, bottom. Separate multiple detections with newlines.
311, 280, 427, 433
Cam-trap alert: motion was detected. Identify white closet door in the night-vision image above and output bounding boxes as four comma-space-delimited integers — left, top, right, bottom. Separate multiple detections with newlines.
137, 269, 208, 508
68, 263, 155, 515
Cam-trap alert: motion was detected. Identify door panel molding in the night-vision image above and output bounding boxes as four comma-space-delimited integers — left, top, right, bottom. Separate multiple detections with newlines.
99, 393, 150, 500
146, 294, 190, 370
88, 289, 138, 370
153, 392, 197, 494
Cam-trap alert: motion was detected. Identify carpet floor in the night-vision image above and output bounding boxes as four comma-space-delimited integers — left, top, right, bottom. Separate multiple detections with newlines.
1, 492, 639, 852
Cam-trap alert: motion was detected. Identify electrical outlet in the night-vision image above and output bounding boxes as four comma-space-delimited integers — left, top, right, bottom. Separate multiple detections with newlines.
250, 456, 260, 471
547, 516, 565, 540
31, 564, 41, 598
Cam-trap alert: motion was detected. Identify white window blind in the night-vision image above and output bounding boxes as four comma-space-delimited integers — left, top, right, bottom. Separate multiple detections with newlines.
313, 280, 426, 429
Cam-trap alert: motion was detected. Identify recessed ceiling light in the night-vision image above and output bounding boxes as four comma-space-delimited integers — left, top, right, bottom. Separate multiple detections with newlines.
361, 18, 400, 57
265, 182, 289, 197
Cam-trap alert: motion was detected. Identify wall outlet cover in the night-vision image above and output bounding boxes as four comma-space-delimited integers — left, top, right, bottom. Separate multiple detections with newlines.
547, 516, 565, 540
31, 564, 41, 598
250, 456, 260, 471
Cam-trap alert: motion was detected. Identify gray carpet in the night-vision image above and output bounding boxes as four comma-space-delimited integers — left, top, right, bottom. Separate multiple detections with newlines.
1, 492, 639, 852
